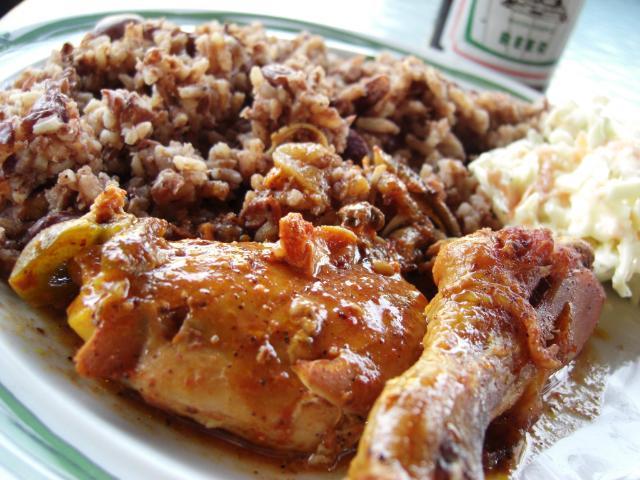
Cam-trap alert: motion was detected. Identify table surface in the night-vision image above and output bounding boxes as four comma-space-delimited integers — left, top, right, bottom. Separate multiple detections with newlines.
1, 0, 638, 110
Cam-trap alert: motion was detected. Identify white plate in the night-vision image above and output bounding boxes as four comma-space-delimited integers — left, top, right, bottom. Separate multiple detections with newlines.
0, 11, 637, 480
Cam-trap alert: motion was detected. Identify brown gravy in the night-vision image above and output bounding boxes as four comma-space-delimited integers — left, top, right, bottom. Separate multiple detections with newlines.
107, 384, 352, 478
483, 341, 608, 478
27, 306, 607, 479
30, 307, 348, 478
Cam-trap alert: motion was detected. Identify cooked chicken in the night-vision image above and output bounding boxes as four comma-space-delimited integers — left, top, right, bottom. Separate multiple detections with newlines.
10, 187, 427, 464
10, 187, 605, 475
349, 227, 604, 479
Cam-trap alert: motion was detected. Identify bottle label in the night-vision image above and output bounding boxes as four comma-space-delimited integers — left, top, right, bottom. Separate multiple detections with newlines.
441, 0, 584, 87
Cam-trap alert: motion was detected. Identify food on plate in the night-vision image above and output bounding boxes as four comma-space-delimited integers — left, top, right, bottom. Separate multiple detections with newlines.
12, 185, 428, 463
12, 186, 604, 473
9, 188, 134, 308
349, 227, 604, 479
0, 18, 544, 279
470, 99, 640, 300
0, 14, 611, 478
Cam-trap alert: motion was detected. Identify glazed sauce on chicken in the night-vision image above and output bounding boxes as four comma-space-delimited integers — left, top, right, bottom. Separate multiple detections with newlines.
98, 347, 606, 480
33, 307, 348, 478
31, 300, 607, 480
14, 190, 606, 479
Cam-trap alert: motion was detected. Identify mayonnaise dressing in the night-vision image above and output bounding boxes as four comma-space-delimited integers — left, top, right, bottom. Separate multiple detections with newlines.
470, 98, 640, 300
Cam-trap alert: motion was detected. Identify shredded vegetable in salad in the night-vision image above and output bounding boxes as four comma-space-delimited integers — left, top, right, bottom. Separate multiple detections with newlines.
470, 98, 640, 300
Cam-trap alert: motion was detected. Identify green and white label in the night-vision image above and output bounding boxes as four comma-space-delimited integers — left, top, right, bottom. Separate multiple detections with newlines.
442, 0, 584, 87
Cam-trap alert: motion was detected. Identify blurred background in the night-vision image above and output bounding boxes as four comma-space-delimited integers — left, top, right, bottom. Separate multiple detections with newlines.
0, 1, 19, 17
0, 0, 638, 107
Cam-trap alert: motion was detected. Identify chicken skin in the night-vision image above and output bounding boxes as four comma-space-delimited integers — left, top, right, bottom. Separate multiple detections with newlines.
11, 187, 427, 463
349, 227, 604, 479
10, 187, 605, 475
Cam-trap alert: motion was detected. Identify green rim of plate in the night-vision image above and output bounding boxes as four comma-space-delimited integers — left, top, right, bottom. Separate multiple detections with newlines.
0, 10, 533, 101
0, 10, 534, 480
0, 382, 110, 479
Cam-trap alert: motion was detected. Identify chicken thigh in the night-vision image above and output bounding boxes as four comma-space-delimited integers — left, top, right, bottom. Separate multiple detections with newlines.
11, 187, 427, 464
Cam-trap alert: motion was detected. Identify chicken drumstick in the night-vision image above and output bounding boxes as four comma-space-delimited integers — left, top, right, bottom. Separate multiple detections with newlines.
349, 227, 604, 479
